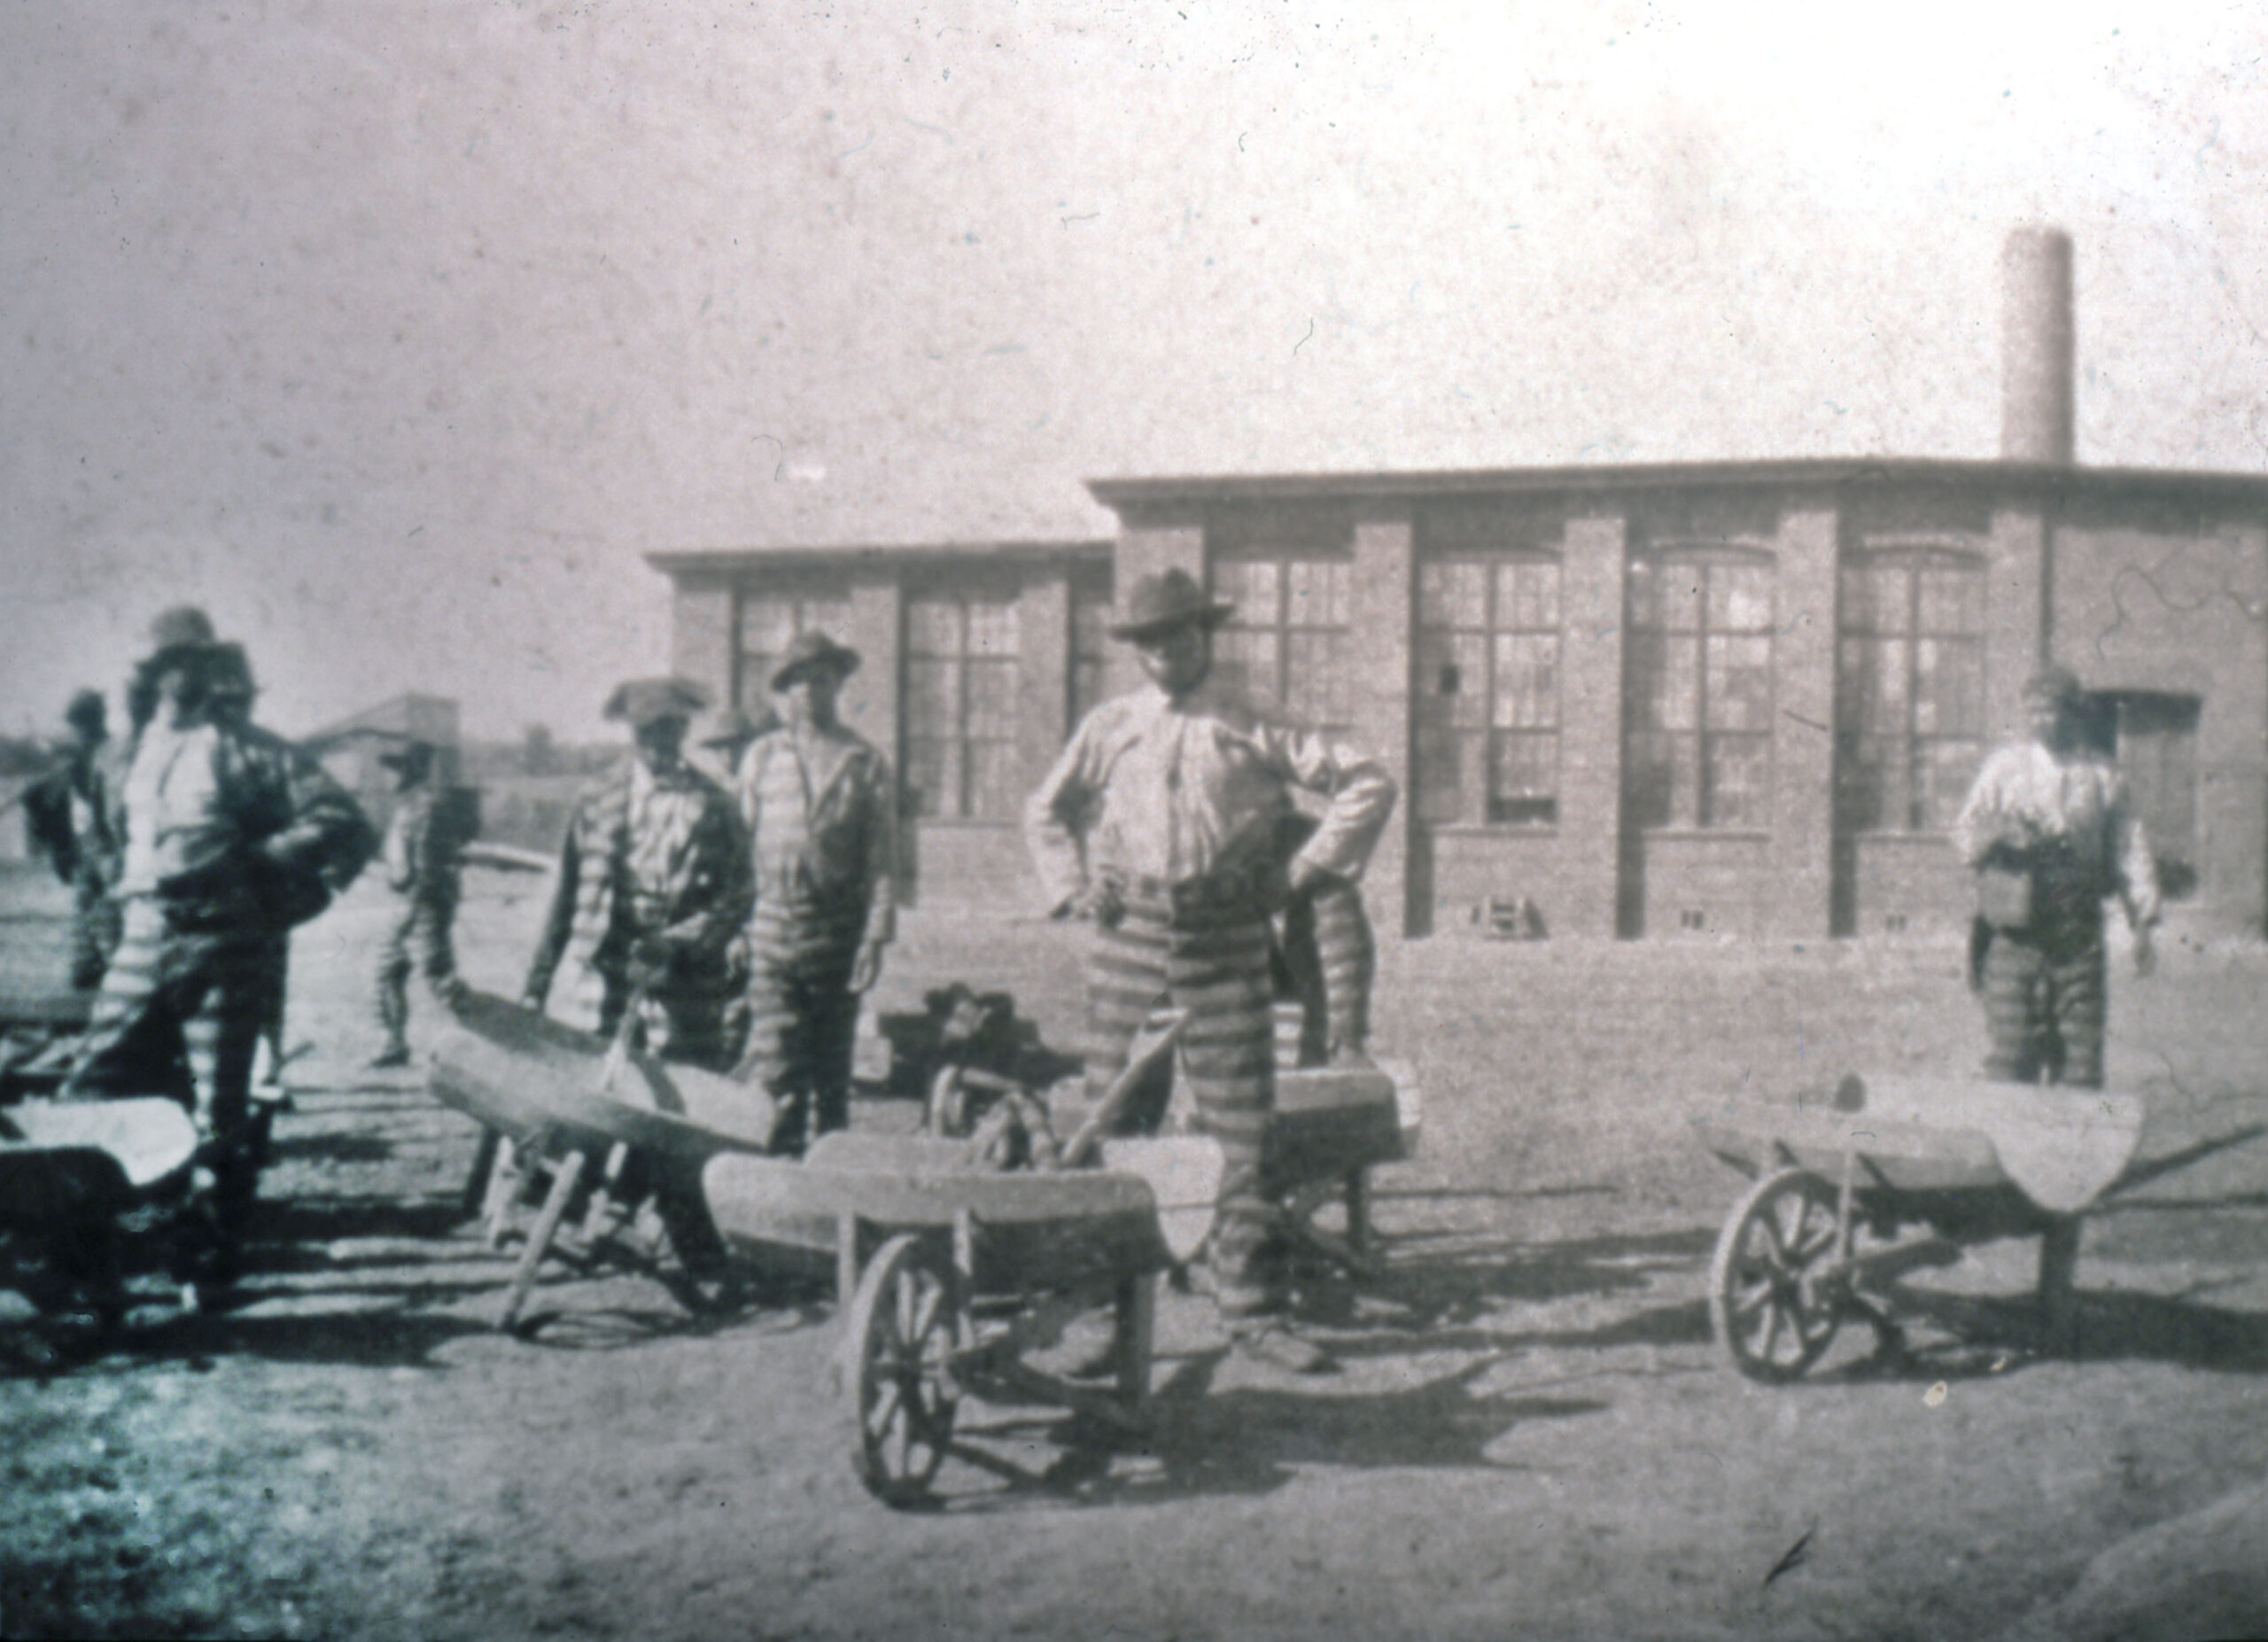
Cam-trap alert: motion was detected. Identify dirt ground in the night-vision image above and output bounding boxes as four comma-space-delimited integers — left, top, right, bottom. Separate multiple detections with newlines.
4, 862, 2266, 1641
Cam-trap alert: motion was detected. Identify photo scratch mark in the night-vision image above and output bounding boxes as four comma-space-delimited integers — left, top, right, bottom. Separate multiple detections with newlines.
1761, 1528, 1814, 1590
1293, 318, 1315, 354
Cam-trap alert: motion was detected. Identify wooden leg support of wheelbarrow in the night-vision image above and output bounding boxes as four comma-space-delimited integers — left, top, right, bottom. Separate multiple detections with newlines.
499, 1147, 589, 1334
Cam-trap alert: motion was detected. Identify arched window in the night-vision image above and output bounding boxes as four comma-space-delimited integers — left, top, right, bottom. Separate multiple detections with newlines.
1624, 552, 1775, 830
1836, 550, 1985, 833
1415, 554, 1562, 825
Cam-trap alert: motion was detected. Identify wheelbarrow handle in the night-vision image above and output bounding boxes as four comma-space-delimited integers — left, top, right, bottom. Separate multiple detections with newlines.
1060, 1014, 1188, 1170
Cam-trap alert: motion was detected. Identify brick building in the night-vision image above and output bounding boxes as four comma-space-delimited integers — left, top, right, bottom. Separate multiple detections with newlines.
651, 232, 2268, 942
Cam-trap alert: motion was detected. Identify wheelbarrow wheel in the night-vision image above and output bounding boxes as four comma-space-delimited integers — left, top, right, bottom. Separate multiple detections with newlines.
844, 1233, 960, 1506
1710, 1166, 1845, 1383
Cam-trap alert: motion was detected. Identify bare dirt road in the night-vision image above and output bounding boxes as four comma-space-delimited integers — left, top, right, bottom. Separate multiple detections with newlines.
4, 865, 2265, 1641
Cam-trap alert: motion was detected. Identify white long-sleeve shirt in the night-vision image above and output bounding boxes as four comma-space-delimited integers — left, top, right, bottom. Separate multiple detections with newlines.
1024, 678, 1397, 913
1952, 740, 2160, 928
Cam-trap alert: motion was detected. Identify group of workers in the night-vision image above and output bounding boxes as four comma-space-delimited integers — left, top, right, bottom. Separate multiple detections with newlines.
17, 573, 2160, 1369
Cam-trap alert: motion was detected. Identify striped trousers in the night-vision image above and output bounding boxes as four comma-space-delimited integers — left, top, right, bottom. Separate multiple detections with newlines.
1084, 899, 1278, 1319
375, 895, 458, 1048
1274, 872, 1375, 1064
68, 874, 122, 992
1979, 921, 2107, 1089
732, 912, 863, 1156
69, 897, 266, 1148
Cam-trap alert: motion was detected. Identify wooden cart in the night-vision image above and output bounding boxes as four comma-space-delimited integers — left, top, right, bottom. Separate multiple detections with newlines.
0, 1096, 199, 1332
1692, 1073, 2148, 1381
426, 990, 776, 1332
705, 1130, 1219, 1506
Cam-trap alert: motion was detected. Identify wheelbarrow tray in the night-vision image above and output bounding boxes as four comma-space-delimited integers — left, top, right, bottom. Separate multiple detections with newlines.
1694, 1074, 2147, 1217
1262, 1060, 1419, 1191
705, 1132, 1222, 1295
0, 984, 94, 1033
429, 989, 774, 1164
0, 1098, 199, 1219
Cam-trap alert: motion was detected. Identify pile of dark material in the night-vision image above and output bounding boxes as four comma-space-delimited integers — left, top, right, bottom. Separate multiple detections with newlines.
875, 984, 1081, 1105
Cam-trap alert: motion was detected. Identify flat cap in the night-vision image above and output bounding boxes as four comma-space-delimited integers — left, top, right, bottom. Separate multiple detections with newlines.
603, 676, 711, 729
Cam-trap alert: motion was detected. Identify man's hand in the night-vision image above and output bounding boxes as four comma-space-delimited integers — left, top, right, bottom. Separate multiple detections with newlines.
1285, 856, 1324, 898
850, 939, 886, 995
1060, 879, 1125, 927
2132, 923, 2156, 977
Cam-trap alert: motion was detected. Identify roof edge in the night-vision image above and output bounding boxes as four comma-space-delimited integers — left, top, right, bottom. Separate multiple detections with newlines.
1084, 456, 2268, 509
646, 539, 1115, 577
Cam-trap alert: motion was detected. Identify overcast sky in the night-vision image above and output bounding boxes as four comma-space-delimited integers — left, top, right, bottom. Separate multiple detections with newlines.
4, 0, 2264, 739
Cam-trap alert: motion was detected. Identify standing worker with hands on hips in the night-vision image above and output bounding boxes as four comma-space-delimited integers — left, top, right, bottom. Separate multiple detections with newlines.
1953, 664, 2160, 1091
1025, 568, 1397, 1374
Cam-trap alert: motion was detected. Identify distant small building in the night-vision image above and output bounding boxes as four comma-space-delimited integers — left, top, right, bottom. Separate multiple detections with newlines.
307, 693, 462, 834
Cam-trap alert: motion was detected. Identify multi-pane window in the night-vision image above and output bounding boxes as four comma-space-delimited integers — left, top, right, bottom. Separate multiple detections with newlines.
1211, 555, 1354, 738
1415, 556, 1562, 825
1836, 552, 1985, 833
1068, 575, 1115, 727
738, 587, 853, 712
904, 590, 1021, 821
1624, 554, 1775, 829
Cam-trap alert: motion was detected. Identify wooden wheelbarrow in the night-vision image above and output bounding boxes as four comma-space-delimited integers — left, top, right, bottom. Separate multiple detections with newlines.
427, 989, 776, 1332
1, 1096, 199, 1331
1692, 1072, 2150, 1380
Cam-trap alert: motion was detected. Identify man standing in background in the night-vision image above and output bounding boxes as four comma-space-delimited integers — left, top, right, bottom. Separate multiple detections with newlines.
23, 688, 126, 992
521, 678, 750, 1064
369, 738, 466, 1069
731, 633, 896, 1156
1953, 664, 2160, 1091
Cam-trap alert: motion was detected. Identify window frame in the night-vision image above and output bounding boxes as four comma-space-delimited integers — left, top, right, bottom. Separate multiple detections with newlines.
1414, 550, 1565, 829
1208, 549, 1355, 742
901, 582, 1024, 824
1622, 548, 1778, 833
1834, 546, 1987, 837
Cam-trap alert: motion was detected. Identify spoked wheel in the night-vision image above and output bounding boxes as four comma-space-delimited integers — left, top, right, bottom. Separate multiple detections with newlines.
844, 1233, 961, 1506
1709, 1167, 1845, 1382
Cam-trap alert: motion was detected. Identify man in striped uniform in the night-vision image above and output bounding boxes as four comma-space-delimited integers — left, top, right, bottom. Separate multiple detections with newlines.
521, 678, 751, 1067
22, 688, 126, 991
1953, 665, 2159, 1090
65, 610, 377, 1293
730, 632, 896, 1156
1026, 569, 1397, 1374
370, 739, 466, 1069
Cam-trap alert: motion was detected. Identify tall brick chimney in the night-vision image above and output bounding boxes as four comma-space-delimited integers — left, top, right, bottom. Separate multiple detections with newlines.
2000, 227, 2076, 463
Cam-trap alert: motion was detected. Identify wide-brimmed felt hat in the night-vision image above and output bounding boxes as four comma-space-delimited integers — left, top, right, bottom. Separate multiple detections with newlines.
767, 631, 860, 692
378, 737, 439, 774
2022, 664, 2085, 708
138, 605, 222, 668
1106, 569, 1235, 641
603, 676, 711, 730
696, 705, 771, 749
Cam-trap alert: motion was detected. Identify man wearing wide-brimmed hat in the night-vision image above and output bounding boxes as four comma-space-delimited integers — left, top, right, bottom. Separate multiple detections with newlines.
522, 677, 752, 1065
66, 610, 377, 1299
369, 738, 467, 1069
1026, 569, 1397, 1374
1953, 664, 2159, 1092
730, 631, 896, 1155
